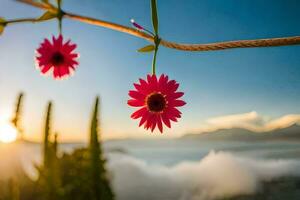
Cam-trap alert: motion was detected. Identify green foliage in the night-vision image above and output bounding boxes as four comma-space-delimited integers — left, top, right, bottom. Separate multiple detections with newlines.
11, 93, 24, 139
0, 25, 4, 35
7, 178, 20, 200
59, 148, 93, 200
0, 17, 6, 23
0, 17, 5, 35
0, 96, 115, 200
150, 0, 160, 75
36, 101, 62, 200
57, 0, 62, 7
43, 102, 52, 167
53, 133, 58, 155
35, 97, 114, 200
38, 11, 58, 21
11, 93, 24, 128
89, 97, 114, 200
50, 97, 114, 200
0, 164, 37, 200
138, 45, 155, 53
151, 0, 159, 35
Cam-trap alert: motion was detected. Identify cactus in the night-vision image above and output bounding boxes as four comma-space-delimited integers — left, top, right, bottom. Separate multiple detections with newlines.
38, 101, 61, 200
43, 102, 52, 167
89, 96, 114, 200
11, 92, 24, 140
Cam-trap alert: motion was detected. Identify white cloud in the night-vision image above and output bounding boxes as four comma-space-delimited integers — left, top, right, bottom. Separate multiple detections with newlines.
2, 145, 300, 200
264, 114, 300, 131
109, 152, 300, 200
195, 111, 300, 133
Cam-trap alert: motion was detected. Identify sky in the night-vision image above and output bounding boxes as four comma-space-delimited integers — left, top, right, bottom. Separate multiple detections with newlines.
0, 0, 300, 141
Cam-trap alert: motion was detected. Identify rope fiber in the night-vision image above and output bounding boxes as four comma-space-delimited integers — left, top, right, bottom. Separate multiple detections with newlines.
16, 0, 300, 52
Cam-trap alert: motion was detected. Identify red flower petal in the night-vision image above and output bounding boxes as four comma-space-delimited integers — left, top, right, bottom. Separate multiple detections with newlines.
145, 114, 155, 130
41, 64, 52, 74
127, 99, 144, 107
168, 107, 182, 118
129, 90, 145, 100
139, 78, 147, 85
170, 100, 186, 107
131, 107, 147, 119
170, 92, 184, 99
151, 119, 156, 132
139, 112, 149, 127
169, 116, 178, 122
53, 68, 60, 79
161, 113, 171, 128
156, 115, 163, 133
166, 81, 179, 94
128, 74, 186, 133
134, 83, 142, 91
63, 40, 77, 53
147, 74, 158, 92
35, 35, 79, 79
53, 34, 63, 49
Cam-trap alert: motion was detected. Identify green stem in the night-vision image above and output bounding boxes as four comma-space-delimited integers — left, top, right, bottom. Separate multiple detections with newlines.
58, 18, 62, 34
57, 0, 62, 34
151, 36, 161, 75
152, 45, 158, 75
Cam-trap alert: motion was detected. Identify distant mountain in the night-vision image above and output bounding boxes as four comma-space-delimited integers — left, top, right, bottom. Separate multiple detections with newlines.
182, 124, 300, 141
228, 177, 300, 200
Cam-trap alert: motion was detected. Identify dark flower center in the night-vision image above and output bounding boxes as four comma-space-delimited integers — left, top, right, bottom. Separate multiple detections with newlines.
51, 52, 65, 65
146, 93, 167, 112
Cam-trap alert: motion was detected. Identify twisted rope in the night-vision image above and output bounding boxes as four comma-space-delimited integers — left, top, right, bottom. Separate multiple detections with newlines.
16, 0, 300, 52
161, 36, 300, 51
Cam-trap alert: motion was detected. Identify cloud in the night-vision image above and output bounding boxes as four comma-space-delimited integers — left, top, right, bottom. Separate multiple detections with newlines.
264, 114, 300, 131
195, 111, 300, 133
108, 152, 300, 200
2, 145, 300, 200
206, 111, 264, 131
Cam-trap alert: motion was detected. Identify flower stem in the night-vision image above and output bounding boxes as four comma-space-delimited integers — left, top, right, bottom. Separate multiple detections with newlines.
58, 19, 62, 34
152, 36, 161, 75
152, 45, 158, 75
57, 0, 63, 34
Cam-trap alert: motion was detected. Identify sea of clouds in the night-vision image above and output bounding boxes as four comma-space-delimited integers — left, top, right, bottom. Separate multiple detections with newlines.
1, 145, 300, 200
108, 151, 300, 200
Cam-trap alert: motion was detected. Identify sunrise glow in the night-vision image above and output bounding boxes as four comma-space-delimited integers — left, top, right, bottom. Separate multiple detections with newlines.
0, 123, 18, 143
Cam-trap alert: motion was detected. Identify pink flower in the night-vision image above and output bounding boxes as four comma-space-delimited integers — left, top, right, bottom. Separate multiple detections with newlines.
35, 35, 79, 79
128, 74, 186, 133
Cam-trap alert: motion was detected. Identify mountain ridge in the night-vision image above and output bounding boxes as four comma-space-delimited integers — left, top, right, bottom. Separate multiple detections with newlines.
182, 123, 300, 141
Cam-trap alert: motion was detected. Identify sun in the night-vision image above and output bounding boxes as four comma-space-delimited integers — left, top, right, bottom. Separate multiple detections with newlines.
0, 123, 18, 143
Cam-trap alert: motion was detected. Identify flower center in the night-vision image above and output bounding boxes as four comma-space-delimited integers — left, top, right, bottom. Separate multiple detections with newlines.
51, 52, 65, 65
146, 93, 167, 112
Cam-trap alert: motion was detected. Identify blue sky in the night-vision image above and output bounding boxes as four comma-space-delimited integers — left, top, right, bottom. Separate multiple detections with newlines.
0, 0, 300, 141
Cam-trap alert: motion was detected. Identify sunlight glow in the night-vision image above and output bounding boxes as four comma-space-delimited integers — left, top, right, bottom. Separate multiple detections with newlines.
0, 123, 18, 143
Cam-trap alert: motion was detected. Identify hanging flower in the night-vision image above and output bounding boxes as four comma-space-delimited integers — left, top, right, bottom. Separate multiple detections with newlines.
35, 35, 79, 79
128, 74, 186, 133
